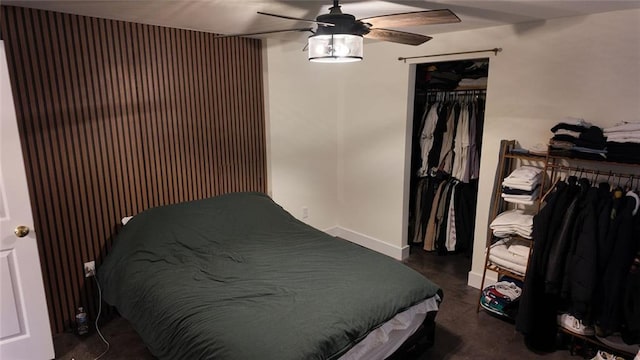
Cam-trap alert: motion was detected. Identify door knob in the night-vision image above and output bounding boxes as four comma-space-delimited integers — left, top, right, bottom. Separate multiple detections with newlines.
14, 225, 29, 238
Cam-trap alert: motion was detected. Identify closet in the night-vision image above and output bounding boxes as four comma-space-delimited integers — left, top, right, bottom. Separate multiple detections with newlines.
478, 139, 640, 358
408, 58, 489, 257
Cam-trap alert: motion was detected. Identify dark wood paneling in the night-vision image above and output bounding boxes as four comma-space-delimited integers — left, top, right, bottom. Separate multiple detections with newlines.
1, 5, 266, 334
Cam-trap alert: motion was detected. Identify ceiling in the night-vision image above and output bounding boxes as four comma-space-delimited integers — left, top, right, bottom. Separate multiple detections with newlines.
5, 0, 640, 43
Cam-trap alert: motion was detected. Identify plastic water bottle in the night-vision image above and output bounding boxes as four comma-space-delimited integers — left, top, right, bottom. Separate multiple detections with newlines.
76, 307, 88, 335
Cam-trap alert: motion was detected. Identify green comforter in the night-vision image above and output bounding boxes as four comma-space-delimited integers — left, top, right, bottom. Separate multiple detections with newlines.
98, 192, 440, 360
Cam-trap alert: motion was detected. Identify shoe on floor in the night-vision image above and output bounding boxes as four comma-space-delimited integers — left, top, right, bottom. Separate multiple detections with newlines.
557, 313, 595, 336
591, 350, 625, 360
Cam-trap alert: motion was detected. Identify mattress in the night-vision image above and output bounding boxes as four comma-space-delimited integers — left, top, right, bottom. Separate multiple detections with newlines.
98, 192, 441, 360
339, 295, 440, 359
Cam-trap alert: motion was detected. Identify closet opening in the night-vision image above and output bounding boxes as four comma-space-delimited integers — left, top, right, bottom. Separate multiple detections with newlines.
406, 58, 489, 271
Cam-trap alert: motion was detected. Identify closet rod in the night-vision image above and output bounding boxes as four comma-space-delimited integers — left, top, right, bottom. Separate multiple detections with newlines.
547, 164, 640, 180
398, 48, 502, 62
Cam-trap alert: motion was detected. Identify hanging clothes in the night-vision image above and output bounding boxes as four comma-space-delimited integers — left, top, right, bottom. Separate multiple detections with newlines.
412, 90, 486, 254
467, 100, 481, 181
417, 104, 440, 177
516, 175, 640, 352
438, 103, 458, 174
452, 102, 470, 182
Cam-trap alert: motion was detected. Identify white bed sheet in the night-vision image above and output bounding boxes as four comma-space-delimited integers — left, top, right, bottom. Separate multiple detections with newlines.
339, 294, 441, 360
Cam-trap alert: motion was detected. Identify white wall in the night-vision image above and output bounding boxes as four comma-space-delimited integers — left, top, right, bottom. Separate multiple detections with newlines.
264, 39, 342, 230
266, 9, 640, 280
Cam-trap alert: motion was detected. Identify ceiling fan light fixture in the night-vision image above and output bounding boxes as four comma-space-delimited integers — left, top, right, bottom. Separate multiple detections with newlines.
308, 34, 363, 63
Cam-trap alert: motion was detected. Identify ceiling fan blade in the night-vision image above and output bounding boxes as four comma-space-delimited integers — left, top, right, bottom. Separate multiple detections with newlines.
214, 27, 313, 38
364, 28, 432, 46
257, 11, 335, 27
359, 9, 460, 28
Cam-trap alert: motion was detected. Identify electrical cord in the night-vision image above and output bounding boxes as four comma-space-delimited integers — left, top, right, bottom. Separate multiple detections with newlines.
93, 276, 110, 360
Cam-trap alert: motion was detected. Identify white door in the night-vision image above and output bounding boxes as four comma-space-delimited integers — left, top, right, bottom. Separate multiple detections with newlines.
0, 41, 55, 360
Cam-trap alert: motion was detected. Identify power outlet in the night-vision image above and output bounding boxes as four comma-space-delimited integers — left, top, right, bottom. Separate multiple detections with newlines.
302, 206, 309, 219
84, 261, 96, 278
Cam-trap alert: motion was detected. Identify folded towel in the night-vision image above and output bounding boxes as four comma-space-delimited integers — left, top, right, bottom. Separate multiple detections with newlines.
605, 132, 640, 143
493, 230, 532, 239
502, 166, 542, 191
508, 243, 531, 258
491, 224, 533, 232
501, 187, 540, 201
490, 243, 529, 268
490, 209, 534, 227
489, 254, 527, 276
504, 165, 543, 180
502, 185, 540, 195
501, 180, 541, 192
604, 121, 640, 134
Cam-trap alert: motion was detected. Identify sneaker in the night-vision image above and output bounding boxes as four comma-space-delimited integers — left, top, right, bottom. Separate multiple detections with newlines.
591, 350, 625, 360
557, 313, 595, 336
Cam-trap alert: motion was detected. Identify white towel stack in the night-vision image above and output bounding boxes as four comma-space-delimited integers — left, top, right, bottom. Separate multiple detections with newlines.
490, 209, 534, 239
501, 166, 543, 205
603, 121, 640, 163
604, 121, 640, 143
487, 238, 531, 276
501, 187, 540, 205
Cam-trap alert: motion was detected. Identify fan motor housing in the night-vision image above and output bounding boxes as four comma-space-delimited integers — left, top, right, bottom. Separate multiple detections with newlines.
315, 13, 369, 36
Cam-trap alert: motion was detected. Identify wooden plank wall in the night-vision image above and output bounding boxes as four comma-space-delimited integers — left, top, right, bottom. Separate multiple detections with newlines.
1, 5, 267, 334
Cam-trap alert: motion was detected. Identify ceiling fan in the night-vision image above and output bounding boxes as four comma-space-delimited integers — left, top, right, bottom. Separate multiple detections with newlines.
218, 0, 461, 63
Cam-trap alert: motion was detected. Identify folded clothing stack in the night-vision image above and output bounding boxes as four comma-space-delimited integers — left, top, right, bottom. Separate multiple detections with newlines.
501, 166, 543, 205
490, 209, 534, 239
549, 117, 607, 160
487, 237, 531, 276
509, 143, 547, 157
480, 278, 523, 319
604, 121, 640, 164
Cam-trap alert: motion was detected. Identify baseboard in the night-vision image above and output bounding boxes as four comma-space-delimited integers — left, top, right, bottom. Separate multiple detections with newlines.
323, 226, 341, 237
323, 226, 409, 261
467, 269, 498, 289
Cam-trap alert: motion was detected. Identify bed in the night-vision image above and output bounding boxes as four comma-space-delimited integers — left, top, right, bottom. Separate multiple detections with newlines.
98, 192, 442, 359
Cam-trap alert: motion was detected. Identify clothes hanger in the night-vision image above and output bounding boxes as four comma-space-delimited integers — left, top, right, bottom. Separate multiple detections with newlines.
625, 175, 640, 215
541, 171, 562, 203
625, 175, 634, 192
590, 170, 598, 185
578, 168, 590, 192
613, 173, 625, 199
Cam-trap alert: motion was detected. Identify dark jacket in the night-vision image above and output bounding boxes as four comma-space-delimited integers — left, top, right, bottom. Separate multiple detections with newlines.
566, 186, 599, 321
597, 194, 639, 333
622, 249, 640, 345
516, 181, 566, 352
546, 178, 589, 295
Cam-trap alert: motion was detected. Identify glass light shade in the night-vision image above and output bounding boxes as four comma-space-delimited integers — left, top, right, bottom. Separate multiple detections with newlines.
308, 34, 363, 63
